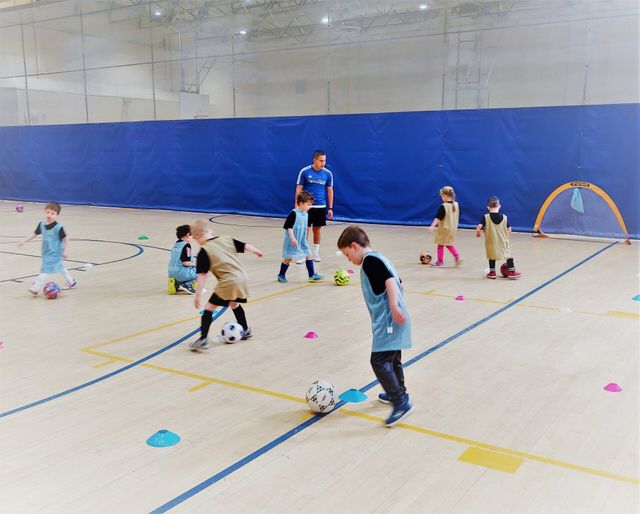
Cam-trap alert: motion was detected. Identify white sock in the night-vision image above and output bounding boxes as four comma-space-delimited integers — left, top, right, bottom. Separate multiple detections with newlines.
62, 268, 74, 283
31, 273, 46, 291
314, 244, 320, 256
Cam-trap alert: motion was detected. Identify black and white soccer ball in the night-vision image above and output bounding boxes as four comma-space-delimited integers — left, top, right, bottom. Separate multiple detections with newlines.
221, 321, 244, 344
305, 379, 337, 413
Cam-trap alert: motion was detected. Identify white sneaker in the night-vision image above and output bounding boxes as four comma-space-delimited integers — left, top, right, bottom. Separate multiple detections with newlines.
295, 259, 305, 264
28, 285, 39, 295
189, 337, 209, 352
313, 255, 322, 262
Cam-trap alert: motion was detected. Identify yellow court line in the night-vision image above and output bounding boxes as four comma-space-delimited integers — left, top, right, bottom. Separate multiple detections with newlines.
408, 289, 638, 319
339, 408, 640, 485
78, 284, 639, 487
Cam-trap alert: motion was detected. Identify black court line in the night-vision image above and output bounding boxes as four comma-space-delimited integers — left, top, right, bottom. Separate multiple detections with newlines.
150, 241, 618, 513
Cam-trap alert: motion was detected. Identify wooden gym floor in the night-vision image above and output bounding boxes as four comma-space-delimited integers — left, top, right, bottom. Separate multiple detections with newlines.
0, 201, 638, 513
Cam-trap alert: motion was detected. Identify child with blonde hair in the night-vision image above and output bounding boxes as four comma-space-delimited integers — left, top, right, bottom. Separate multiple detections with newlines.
427, 186, 462, 267
188, 220, 263, 352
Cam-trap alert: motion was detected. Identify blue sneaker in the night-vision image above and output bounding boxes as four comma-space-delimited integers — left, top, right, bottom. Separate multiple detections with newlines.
277, 275, 288, 283
378, 392, 392, 404
308, 273, 324, 283
379, 392, 409, 405
384, 400, 414, 427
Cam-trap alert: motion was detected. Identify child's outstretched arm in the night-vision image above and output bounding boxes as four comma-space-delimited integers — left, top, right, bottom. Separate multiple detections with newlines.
244, 243, 263, 257
427, 219, 439, 233
385, 278, 407, 325
18, 232, 37, 247
475, 223, 483, 237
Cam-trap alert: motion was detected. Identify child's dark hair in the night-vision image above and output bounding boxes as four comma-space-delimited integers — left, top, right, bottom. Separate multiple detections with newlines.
45, 202, 61, 214
296, 191, 315, 205
176, 224, 191, 239
487, 196, 500, 208
313, 149, 326, 160
440, 186, 456, 212
337, 225, 370, 249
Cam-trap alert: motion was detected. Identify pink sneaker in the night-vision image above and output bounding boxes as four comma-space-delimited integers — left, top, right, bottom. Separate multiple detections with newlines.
506, 270, 522, 280
455, 258, 463, 267
486, 271, 497, 279
430, 261, 444, 267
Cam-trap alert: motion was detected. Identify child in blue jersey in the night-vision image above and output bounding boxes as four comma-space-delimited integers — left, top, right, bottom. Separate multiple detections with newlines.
18, 202, 77, 295
294, 149, 334, 263
277, 191, 323, 283
168, 225, 197, 294
337, 225, 414, 427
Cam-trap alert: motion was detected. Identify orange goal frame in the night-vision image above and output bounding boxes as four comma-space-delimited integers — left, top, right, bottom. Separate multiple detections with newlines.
533, 181, 631, 244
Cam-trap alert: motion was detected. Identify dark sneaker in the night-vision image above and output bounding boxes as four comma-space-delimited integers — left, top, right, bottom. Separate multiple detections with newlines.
277, 275, 288, 283
486, 271, 497, 279
241, 327, 253, 340
168, 278, 177, 295
378, 392, 392, 404
507, 270, 522, 280
384, 400, 414, 427
178, 283, 195, 294
189, 337, 209, 352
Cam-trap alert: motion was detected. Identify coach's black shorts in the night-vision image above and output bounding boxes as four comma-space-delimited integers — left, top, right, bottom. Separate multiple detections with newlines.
208, 292, 247, 306
307, 207, 327, 227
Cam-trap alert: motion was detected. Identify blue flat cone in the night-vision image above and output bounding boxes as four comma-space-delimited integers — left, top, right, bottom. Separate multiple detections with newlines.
147, 429, 181, 447
339, 388, 368, 403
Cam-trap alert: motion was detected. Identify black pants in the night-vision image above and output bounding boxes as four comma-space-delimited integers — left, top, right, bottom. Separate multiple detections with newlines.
370, 350, 408, 407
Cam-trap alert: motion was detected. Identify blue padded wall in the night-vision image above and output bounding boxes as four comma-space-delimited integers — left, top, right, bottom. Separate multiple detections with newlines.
0, 103, 638, 237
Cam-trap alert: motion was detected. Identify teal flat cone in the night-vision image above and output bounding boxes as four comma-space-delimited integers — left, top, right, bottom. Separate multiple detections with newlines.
339, 388, 368, 403
147, 429, 181, 447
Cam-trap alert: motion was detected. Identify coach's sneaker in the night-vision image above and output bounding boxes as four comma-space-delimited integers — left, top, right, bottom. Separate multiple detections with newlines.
168, 278, 177, 295
241, 327, 253, 340
486, 270, 497, 279
506, 270, 522, 280
277, 275, 288, 283
384, 400, 414, 427
189, 337, 209, 352
64, 279, 77, 290
308, 273, 324, 283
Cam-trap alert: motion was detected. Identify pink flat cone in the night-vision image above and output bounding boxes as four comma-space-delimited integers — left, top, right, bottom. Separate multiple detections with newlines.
304, 331, 318, 339
347, 269, 354, 275
604, 383, 623, 392
455, 295, 464, 301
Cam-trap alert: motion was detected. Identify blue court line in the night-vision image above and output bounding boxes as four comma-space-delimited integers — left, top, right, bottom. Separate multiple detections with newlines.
0, 308, 227, 419
150, 241, 618, 513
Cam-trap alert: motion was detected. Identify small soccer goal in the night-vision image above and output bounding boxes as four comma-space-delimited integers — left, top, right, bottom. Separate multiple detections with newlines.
533, 181, 631, 244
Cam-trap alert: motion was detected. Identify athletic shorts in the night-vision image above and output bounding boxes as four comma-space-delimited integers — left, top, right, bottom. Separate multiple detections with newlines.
307, 207, 327, 227
208, 292, 247, 306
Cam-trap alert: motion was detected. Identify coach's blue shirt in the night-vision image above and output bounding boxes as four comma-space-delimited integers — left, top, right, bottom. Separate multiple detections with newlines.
296, 166, 334, 207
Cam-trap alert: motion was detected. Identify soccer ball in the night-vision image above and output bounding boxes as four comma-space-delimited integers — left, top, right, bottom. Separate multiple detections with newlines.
305, 379, 337, 413
43, 282, 60, 299
334, 269, 350, 286
419, 252, 432, 265
221, 321, 244, 344
500, 263, 510, 277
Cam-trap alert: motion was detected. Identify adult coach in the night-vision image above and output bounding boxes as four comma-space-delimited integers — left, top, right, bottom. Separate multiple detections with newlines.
294, 149, 334, 262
